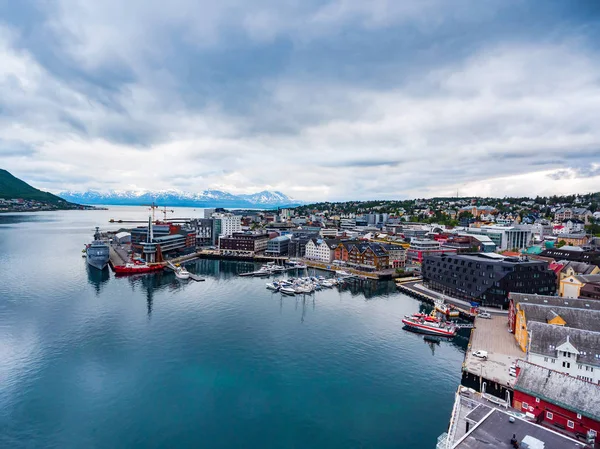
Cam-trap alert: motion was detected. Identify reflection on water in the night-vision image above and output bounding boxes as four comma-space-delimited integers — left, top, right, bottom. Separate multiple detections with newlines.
86, 264, 110, 294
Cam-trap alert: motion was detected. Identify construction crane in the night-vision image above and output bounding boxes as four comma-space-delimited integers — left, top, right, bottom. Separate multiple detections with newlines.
144, 202, 159, 222
161, 206, 174, 221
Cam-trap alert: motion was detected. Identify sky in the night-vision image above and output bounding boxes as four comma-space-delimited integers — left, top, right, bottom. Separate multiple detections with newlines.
1, 0, 600, 202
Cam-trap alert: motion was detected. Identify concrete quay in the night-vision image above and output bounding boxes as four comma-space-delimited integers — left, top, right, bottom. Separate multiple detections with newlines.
461, 315, 524, 399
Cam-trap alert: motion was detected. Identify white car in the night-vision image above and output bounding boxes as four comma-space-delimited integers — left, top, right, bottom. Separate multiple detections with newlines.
478, 312, 492, 319
472, 350, 488, 360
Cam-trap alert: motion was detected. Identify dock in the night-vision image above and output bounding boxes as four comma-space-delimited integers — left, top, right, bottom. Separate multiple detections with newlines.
164, 261, 205, 282
396, 280, 477, 320
461, 315, 524, 398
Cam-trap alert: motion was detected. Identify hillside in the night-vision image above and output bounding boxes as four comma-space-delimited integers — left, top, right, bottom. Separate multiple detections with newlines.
0, 169, 70, 204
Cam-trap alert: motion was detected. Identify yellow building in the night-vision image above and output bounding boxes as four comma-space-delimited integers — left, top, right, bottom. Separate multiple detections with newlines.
513, 301, 566, 351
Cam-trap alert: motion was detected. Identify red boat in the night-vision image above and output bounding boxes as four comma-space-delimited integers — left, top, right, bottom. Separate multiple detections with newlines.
402, 316, 457, 337
113, 262, 164, 275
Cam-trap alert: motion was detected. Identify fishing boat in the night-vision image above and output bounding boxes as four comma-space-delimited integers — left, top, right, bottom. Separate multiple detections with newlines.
113, 261, 164, 275
401, 315, 457, 337
434, 298, 460, 318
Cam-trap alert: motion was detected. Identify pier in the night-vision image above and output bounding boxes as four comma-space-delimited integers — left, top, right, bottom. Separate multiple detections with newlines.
396, 280, 477, 320
461, 315, 523, 399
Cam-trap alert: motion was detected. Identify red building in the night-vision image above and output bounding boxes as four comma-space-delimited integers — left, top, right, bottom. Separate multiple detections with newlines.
513, 362, 600, 441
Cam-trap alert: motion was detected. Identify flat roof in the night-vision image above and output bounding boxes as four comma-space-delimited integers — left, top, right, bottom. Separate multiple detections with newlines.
454, 409, 585, 449
153, 234, 186, 242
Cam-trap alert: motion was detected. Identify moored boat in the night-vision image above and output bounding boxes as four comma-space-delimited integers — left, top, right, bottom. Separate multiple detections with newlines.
86, 227, 110, 270
280, 286, 296, 296
401, 316, 457, 337
266, 282, 280, 291
114, 262, 164, 275
174, 266, 190, 280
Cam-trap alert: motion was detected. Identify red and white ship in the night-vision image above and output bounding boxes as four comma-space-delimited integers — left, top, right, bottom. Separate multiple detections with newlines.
402, 315, 457, 337
113, 261, 164, 275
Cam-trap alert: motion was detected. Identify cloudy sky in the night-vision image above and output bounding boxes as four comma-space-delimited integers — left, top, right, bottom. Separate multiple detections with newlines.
1, 0, 599, 201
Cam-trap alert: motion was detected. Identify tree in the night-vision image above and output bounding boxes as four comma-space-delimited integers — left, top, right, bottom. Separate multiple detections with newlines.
556, 240, 567, 248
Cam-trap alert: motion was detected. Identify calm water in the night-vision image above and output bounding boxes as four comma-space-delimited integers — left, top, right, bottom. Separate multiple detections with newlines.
0, 207, 467, 448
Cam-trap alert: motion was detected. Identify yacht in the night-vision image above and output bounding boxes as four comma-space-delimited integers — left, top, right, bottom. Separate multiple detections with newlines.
175, 266, 191, 280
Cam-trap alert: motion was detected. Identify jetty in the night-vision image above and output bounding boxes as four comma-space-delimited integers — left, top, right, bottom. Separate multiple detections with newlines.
396, 280, 477, 320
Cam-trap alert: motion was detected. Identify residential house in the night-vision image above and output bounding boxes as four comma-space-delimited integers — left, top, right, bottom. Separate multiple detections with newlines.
560, 274, 600, 299
554, 207, 593, 224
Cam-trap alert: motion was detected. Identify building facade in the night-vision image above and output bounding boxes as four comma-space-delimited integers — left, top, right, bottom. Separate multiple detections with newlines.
513, 362, 600, 441
422, 253, 556, 308
219, 232, 268, 254
305, 239, 337, 263
407, 239, 457, 263
265, 235, 291, 256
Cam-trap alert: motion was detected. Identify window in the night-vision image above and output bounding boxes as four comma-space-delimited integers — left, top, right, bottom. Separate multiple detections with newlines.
551, 359, 555, 364
577, 413, 582, 419
522, 402, 529, 410
535, 398, 540, 403
544, 357, 548, 362
567, 420, 574, 429
562, 361, 571, 368
578, 364, 582, 370
546, 411, 553, 420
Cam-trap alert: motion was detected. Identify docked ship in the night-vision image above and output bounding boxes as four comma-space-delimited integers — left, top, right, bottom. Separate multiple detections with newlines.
113, 261, 164, 275
402, 315, 457, 337
86, 227, 110, 270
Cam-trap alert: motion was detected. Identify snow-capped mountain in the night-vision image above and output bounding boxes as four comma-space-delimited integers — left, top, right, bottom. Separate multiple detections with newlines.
58, 189, 301, 208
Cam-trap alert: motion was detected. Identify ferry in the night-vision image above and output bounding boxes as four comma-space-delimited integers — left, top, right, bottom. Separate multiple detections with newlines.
402, 315, 457, 337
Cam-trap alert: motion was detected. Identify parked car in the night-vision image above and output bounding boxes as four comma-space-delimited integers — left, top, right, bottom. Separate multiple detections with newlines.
472, 350, 488, 360
478, 311, 492, 319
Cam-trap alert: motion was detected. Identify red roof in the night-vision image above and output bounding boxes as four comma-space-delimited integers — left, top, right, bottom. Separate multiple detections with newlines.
548, 262, 565, 274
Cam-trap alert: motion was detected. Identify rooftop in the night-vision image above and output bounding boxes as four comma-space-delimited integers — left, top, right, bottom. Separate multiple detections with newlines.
528, 321, 600, 367
453, 408, 585, 449
514, 361, 600, 421
509, 292, 600, 311
519, 303, 600, 332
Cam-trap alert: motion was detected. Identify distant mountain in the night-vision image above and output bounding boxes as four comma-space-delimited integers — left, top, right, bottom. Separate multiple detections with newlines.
58, 188, 302, 209
0, 169, 73, 205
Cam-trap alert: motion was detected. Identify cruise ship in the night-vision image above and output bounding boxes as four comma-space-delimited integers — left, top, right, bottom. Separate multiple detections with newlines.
86, 227, 110, 270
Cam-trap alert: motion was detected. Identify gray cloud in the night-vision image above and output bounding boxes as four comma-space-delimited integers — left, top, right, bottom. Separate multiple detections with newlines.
1, 0, 600, 201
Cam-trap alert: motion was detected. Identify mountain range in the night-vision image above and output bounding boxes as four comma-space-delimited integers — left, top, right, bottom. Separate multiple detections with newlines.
58, 189, 301, 208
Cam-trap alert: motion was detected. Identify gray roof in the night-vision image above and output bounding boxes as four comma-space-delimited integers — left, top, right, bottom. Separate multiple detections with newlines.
520, 303, 600, 332
509, 293, 600, 311
528, 321, 600, 367
574, 274, 600, 283
454, 408, 585, 449
514, 362, 600, 421
555, 207, 591, 215
558, 260, 598, 275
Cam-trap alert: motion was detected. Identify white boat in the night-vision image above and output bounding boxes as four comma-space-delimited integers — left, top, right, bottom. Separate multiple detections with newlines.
280, 286, 296, 296
175, 266, 190, 280
266, 282, 280, 291
321, 280, 335, 288
271, 265, 286, 273
335, 270, 353, 277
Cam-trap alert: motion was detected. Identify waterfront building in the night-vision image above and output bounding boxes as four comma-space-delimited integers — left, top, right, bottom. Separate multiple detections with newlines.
384, 244, 406, 269
526, 322, 600, 383
304, 238, 338, 263
191, 218, 215, 246
265, 235, 291, 256
422, 253, 556, 308
213, 213, 242, 238
407, 238, 457, 264
113, 231, 131, 244
509, 295, 600, 351
438, 394, 587, 449
131, 224, 171, 244
513, 362, 600, 439
203, 208, 216, 219
219, 232, 268, 255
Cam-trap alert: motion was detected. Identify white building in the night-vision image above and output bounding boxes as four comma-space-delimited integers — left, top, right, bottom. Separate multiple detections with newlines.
527, 321, 600, 384
467, 224, 533, 251
304, 239, 336, 263
214, 213, 242, 237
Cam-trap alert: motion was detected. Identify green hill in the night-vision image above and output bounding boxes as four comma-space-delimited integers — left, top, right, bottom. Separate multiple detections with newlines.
0, 169, 71, 204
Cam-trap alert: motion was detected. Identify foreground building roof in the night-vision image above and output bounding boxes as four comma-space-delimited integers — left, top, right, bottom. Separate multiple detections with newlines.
514, 362, 600, 421
528, 321, 600, 367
